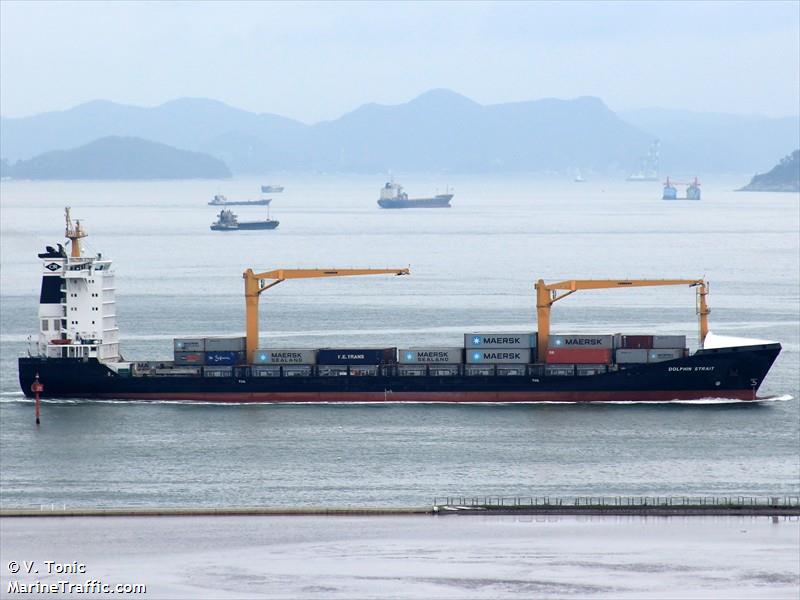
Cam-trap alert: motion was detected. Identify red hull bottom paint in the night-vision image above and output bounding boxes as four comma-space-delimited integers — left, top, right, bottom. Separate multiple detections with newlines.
91, 390, 758, 403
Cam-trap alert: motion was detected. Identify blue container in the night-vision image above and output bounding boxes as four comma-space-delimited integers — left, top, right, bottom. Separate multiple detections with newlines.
204, 351, 244, 365
316, 348, 396, 365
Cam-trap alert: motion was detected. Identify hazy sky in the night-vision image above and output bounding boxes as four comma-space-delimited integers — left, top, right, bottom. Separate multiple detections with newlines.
1, 1, 798, 122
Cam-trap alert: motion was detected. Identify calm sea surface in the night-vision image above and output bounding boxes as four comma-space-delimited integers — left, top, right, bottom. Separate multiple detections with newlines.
1, 175, 798, 508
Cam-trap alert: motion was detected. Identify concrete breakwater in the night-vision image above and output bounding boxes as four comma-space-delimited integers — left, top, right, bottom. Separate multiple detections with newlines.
2, 496, 798, 518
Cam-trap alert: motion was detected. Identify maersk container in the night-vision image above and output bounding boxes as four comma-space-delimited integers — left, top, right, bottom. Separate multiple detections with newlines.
398, 348, 462, 364
615, 348, 649, 364
464, 333, 536, 349
619, 335, 653, 349
253, 349, 318, 365
546, 348, 612, 364
204, 336, 246, 352
316, 348, 397, 365
204, 351, 244, 366
466, 349, 530, 364
174, 351, 205, 365
648, 349, 684, 363
549, 334, 613, 349
174, 338, 205, 352
652, 335, 687, 349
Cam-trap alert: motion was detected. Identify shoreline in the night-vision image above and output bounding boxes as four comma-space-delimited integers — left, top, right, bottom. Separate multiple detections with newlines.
2, 505, 798, 518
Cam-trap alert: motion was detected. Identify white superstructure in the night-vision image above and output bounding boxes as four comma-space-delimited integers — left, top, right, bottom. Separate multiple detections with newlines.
36, 208, 119, 361
379, 180, 408, 201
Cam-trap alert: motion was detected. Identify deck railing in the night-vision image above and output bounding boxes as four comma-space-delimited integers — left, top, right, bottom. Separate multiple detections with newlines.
433, 495, 800, 508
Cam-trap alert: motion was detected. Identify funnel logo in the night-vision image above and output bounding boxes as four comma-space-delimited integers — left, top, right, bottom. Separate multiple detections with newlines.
45, 262, 61, 272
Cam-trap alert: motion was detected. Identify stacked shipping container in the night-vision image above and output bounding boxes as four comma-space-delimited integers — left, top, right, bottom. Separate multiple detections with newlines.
172, 331, 689, 377
463, 332, 536, 375
547, 335, 613, 365
612, 334, 687, 364
173, 337, 246, 366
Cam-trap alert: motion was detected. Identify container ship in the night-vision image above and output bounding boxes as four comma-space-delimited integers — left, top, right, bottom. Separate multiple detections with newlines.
19, 209, 781, 403
378, 180, 453, 208
208, 194, 271, 206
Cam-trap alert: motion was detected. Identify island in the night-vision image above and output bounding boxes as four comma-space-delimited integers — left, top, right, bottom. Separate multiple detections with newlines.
1, 136, 231, 180
738, 150, 799, 192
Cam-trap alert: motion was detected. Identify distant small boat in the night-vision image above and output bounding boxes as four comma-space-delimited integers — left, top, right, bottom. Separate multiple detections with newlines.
261, 185, 284, 193
574, 173, 586, 183
208, 194, 270, 207
211, 209, 279, 231
377, 180, 453, 209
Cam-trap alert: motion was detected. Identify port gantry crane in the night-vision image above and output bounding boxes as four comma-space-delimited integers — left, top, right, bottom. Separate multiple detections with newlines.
534, 278, 710, 364
243, 267, 410, 363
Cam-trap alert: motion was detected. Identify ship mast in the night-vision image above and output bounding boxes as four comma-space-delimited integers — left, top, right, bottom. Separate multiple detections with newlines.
64, 207, 87, 257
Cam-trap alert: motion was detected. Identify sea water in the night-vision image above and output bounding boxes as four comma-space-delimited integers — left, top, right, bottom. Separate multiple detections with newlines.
1, 175, 798, 509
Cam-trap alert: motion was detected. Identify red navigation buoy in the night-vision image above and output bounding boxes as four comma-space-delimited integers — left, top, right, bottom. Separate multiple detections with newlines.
31, 374, 44, 425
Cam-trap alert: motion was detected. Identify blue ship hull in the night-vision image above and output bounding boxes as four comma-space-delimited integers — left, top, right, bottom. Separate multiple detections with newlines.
19, 343, 780, 403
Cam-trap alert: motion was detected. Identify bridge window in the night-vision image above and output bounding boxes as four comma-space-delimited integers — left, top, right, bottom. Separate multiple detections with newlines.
41, 319, 49, 331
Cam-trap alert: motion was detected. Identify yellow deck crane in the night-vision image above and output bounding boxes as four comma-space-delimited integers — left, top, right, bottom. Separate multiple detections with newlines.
534, 279, 710, 363
64, 207, 87, 258
243, 267, 410, 363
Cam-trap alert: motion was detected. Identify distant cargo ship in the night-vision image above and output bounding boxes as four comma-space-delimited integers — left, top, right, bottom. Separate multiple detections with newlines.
18, 209, 782, 404
210, 208, 279, 231
663, 177, 702, 200
261, 185, 284, 193
208, 194, 271, 206
377, 181, 453, 208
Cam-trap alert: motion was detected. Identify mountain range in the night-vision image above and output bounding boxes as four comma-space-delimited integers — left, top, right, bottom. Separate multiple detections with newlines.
1, 136, 231, 180
2, 89, 798, 176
